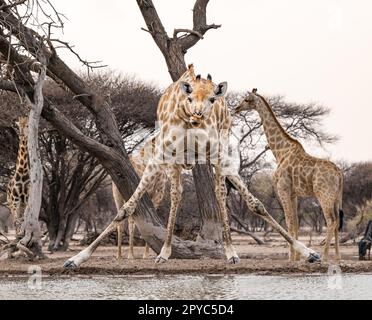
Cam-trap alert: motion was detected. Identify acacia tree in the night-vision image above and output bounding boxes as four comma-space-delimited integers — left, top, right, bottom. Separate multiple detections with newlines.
0, 125, 17, 193
0, 0, 225, 258
0, 74, 162, 251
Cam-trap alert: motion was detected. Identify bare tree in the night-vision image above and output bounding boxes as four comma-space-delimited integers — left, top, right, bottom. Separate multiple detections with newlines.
18, 58, 47, 258
0, 0, 225, 258
136, 0, 224, 242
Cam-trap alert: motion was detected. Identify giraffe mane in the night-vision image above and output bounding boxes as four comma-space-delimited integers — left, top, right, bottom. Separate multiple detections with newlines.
256, 94, 304, 149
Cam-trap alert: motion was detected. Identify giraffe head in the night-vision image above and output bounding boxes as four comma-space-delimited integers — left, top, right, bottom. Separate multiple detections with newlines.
235, 88, 261, 114
179, 74, 228, 128
16, 116, 28, 137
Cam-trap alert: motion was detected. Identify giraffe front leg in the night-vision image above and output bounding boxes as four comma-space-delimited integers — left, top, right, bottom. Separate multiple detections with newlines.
155, 166, 182, 264
277, 187, 297, 262
64, 163, 160, 269
227, 175, 321, 263
64, 219, 120, 268
215, 166, 239, 264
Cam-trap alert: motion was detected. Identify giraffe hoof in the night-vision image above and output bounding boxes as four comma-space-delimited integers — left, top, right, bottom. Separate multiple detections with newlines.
155, 256, 168, 264
63, 260, 78, 269
228, 256, 240, 264
307, 252, 321, 263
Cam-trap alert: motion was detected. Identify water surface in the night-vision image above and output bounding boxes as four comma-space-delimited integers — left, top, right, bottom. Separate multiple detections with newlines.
0, 274, 371, 300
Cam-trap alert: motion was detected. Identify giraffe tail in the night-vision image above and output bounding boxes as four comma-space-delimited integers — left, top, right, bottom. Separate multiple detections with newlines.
338, 209, 344, 232
336, 175, 344, 232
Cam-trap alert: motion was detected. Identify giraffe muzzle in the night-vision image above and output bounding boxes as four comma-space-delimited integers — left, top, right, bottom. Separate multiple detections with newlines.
190, 113, 204, 126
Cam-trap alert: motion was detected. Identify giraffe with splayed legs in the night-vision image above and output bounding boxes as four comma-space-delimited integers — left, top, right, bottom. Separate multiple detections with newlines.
6, 117, 30, 239
236, 89, 344, 262
113, 136, 167, 260
64, 65, 320, 269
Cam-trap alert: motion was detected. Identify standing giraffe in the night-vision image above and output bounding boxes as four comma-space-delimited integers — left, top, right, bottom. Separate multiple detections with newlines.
235, 89, 344, 261
6, 116, 30, 239
64, 65, 320, 269
113, 136, 167, 259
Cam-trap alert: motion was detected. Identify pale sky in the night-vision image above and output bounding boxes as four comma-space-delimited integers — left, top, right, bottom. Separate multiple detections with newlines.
55, 0, 372, 163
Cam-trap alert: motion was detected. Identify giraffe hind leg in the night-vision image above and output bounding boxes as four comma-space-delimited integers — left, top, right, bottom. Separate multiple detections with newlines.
143, 243, 150, 259
128, 215, 135, 259
116, 223, 123, 260
320, 202, 336, 262
290, 197, 301, 261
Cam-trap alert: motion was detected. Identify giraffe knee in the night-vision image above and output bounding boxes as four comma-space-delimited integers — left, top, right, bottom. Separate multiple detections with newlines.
252, 200, 267, 216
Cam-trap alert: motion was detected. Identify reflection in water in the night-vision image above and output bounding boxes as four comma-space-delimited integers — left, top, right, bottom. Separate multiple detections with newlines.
0, 274, 372, 300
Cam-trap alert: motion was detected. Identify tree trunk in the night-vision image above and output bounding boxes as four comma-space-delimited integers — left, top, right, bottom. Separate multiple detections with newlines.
19, 59, 47, 258
230, 214, 265, 245
192, 165, 222, 241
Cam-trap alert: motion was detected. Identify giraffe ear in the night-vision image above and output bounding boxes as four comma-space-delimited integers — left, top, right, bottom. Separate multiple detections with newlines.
214, 82, 228, 97
180, 82, 193, 95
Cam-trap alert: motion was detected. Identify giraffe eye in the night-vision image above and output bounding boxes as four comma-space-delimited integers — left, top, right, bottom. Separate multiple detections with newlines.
187, 97, 193, 103
209, 98, 216, 104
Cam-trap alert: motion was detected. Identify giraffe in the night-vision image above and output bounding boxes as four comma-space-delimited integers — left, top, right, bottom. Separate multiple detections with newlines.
6, 116, 30, 239
235, 89, 344, 261
113, 136, 167, 260
64, 65, 320, 268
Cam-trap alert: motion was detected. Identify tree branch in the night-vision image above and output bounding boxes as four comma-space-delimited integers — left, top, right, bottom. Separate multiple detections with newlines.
136, 0, 169, 52
0, 0, 26, 11
179, 0, 221, 50
173, 28, 203, 40
0, 79, 16, 92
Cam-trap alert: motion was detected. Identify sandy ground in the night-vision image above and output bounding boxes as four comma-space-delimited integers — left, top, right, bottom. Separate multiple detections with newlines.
0, 233, 371, 276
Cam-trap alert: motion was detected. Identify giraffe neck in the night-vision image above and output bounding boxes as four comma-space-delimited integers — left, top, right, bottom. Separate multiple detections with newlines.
255, 95, 302, 163
15, 135, 29, 174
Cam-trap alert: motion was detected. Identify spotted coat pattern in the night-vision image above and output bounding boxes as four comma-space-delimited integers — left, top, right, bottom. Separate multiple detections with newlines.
6, 117, 30, 238
236, 91, 344, 261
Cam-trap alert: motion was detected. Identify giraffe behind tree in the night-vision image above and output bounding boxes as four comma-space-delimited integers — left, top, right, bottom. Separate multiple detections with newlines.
113, 135, 167, 260
6, 116, 30, 239
236, 89, 344, 261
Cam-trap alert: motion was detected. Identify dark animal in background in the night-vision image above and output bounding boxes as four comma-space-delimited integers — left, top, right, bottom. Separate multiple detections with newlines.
358, 220, 372, 260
